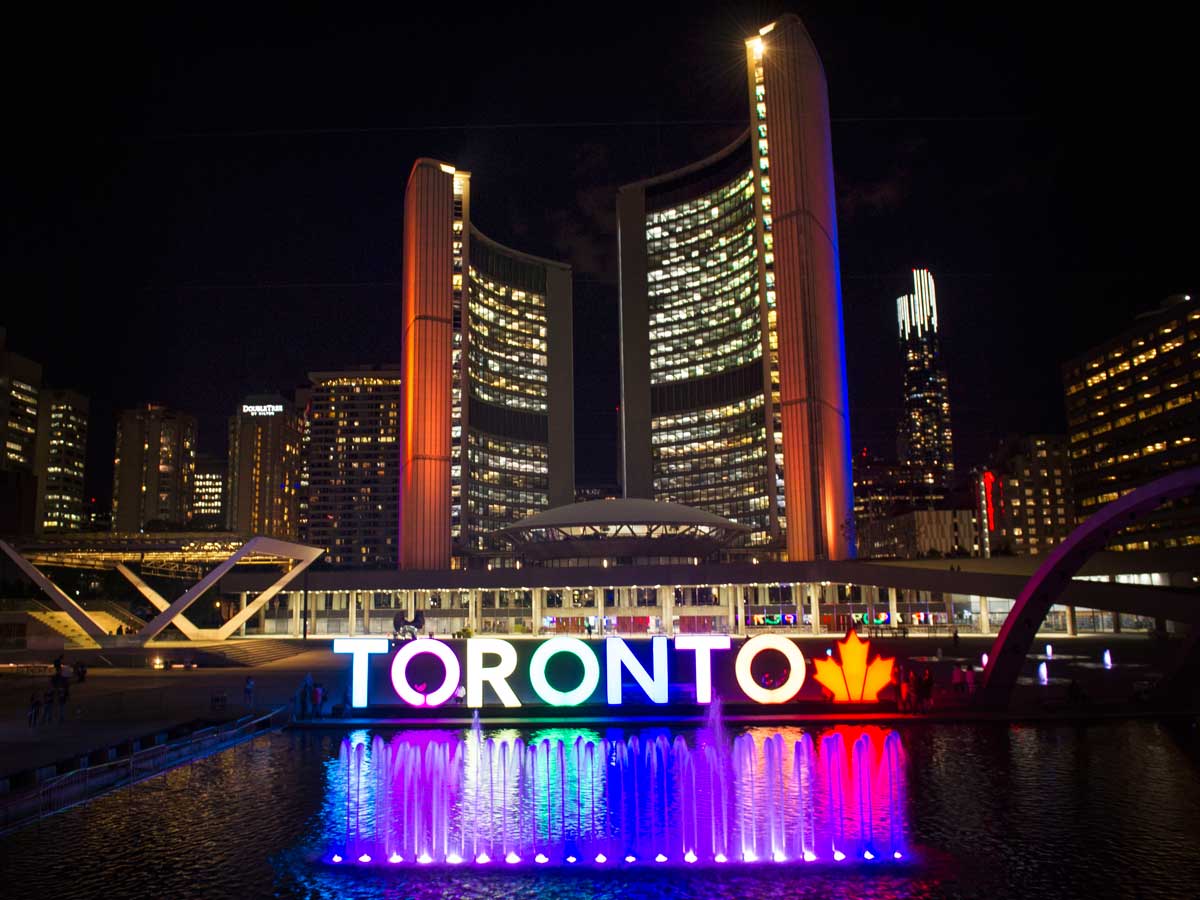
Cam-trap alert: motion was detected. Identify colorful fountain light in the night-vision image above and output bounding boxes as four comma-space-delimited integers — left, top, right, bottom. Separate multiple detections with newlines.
327, 725, 908, 868
1038, 661, 1049, 685
1103, 649, 1113, 670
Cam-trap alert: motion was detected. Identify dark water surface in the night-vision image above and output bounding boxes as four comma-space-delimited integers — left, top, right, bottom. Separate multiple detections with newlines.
3, 719, 1199, 900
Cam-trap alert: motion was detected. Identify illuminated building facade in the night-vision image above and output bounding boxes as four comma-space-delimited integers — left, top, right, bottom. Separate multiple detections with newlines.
618, 14, 852, 561
400, 159, 574, 569
112, 404, 197, 531
227, 395, 302, 540
973, 435, 1073, 557
857, 508, 977, 560
852, 448, 933, 533
0, 329, 42, 535
33, 388, 88, 532
1063, 294, 1200, 549
0, 330, 42, 472
192, 454, 226, 530
897, 269, 954, 494
306, 367, 401, 567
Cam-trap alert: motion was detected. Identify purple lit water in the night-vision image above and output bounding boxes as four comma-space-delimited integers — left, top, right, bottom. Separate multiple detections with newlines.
1, 720, 1199, 898
326, 723, 906, 867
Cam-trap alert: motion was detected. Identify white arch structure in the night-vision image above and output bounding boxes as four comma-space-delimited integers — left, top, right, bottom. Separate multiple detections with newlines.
0, 535, 323, 644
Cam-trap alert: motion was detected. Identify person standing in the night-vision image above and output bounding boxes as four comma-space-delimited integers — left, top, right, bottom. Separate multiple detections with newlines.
244, 676, 255, 708
919, 668, 934, 713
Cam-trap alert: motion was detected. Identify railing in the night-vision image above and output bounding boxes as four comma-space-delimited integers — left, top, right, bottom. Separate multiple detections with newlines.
1, 706, 288, 834
0, 596, 52, 612
80, 598, 146, 631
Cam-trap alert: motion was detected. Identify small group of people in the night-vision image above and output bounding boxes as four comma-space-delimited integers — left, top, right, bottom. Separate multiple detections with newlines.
296, 672, 327, 719
896, 666, 935, 713
760, 667, 791, 691
27, 683, 70, 727
28, 654, 80, 727
950, 662, 977, 696
391, 611, 426, 642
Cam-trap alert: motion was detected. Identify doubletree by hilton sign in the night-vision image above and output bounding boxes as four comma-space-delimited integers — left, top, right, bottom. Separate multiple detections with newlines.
334, 633, 893, 709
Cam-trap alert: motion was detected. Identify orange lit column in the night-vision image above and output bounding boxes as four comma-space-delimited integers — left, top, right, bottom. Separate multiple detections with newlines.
400, 160, 455, 569
758, 15, 853, 560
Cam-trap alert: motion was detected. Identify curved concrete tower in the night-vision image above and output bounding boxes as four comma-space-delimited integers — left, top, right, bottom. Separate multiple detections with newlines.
617, 14, 853, 560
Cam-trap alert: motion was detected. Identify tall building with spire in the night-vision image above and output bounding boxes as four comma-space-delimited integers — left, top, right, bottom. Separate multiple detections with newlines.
897, 269, 954, 494
399, 160, 575, 569
617, 14, 853, 560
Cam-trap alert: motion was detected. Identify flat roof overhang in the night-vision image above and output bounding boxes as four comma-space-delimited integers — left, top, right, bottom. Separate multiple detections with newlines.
219, 555, 1200, 624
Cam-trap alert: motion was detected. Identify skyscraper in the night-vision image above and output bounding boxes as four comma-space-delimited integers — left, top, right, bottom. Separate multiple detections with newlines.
617, 14, 852, 561
306, 367, 401, 567
399, 159, 575, 569
33, 388, 88, 532
1063, 293, 1199, 549
0, 329, 42, 472
112, 404, 197, 531
0, 328, 42, 535
227, 395, 302, 539
897, 269, 954, 494
973, 435, 1073, 557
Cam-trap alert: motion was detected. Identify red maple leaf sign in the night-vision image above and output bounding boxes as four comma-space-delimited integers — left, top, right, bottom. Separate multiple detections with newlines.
813, 629, 895, 702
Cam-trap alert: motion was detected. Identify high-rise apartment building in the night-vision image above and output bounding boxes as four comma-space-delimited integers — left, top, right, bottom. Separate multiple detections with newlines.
0, 329, 42, 472
112, 404, 198, 531
858, 508, 977, 560
1063, 294, 1199, 549
852, 449, 930, 532
399, 159, 575, 569
33, 388, 88, 532
227, 395, 302, 540
192, 454, 227, 530
974, 435, 1074, 557
0, 328, 42, 535
306, 368, 401, 567
897, 269, 954, 494
617, 14, 852, 561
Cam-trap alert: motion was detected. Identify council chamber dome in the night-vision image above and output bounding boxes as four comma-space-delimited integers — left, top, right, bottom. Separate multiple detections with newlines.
499, 498, 748, 566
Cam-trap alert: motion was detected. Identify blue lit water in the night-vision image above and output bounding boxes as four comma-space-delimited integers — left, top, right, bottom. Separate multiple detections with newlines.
2, 720, 1199, 899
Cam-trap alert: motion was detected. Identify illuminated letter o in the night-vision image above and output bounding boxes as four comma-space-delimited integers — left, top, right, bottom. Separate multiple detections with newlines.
391, 638, 461, 707
734, 635, 807, 704
529, 637, 600, 706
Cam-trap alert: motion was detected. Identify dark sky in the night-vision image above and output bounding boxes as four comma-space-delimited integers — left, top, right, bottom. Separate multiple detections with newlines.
4, 3, 1195, 504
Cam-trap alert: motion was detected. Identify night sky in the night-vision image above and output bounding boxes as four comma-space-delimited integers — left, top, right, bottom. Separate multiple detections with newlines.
4, 4, 1195, 505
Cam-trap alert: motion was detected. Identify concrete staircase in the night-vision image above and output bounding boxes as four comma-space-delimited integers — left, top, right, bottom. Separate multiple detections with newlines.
26, 611, 103, 649
204, 639, 312, 667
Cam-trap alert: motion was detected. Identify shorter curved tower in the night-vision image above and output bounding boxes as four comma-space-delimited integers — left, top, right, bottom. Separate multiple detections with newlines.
618, 14, 852, 560
400, 160, 573, 569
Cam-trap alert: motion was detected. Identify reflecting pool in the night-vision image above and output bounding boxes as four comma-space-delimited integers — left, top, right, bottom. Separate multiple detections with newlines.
1, 719, 1199, 899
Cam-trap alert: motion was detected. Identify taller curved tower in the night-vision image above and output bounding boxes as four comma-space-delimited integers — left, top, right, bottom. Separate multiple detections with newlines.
617, 14, 853, 560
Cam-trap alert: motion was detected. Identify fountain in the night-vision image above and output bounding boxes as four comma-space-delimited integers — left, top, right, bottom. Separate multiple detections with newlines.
1045, 643, 1053, 660
1037, 661, 1049, 685
326, 724, 907, 867
1102, 648, 1113, 669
